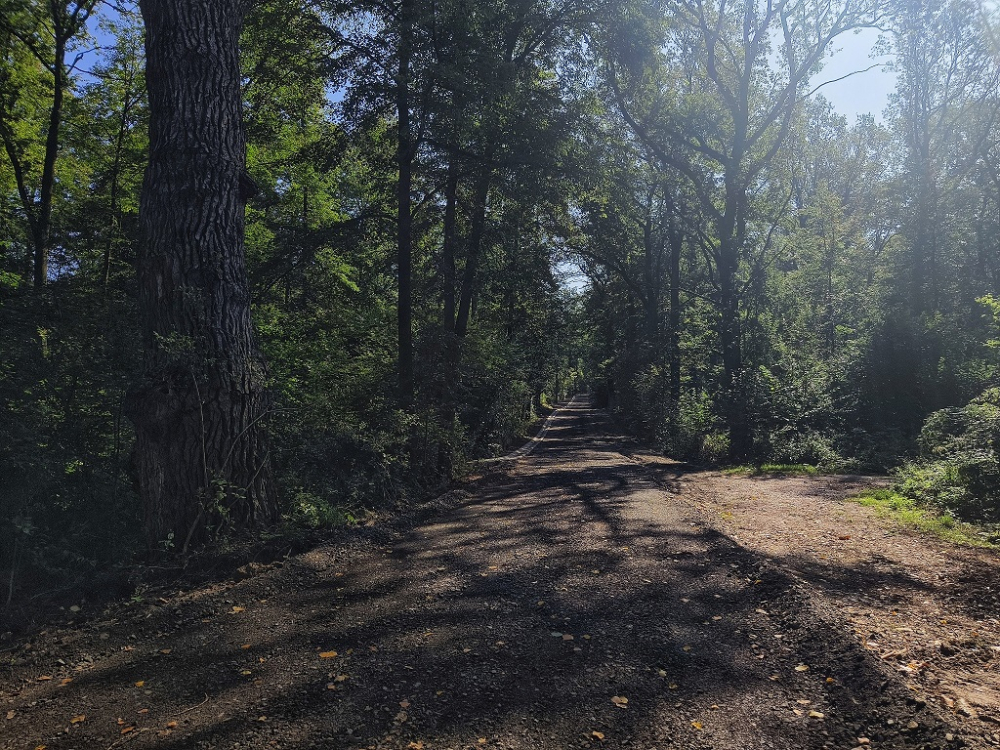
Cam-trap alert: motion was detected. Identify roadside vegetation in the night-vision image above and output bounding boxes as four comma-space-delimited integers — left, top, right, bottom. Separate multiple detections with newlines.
6, 0, 1000, 616
850, 489, 1000, 549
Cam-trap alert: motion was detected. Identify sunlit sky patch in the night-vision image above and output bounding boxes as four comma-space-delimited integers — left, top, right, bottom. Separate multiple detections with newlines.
813, 26, 897, 122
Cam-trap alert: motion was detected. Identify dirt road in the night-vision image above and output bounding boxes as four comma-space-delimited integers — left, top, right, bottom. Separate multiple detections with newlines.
3, 399, 1000, 749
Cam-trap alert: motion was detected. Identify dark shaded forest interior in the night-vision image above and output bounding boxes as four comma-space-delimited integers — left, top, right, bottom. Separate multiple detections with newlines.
4, 0, 1000, 663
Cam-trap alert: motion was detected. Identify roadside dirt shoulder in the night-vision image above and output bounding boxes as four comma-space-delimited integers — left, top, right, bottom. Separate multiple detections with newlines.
632, 456, 1000, 748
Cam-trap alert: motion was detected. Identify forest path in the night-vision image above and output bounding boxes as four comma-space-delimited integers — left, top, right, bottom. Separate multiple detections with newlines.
3, 399, 1000, 750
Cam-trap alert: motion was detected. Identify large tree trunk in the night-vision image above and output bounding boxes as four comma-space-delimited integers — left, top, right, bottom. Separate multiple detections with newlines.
438, 151, 460, 435
718, 238, 750, 461
641, 216, 659, 346
396, 0, 415, 407
441, 154, 459, 332
455, 162, 493, 337
32, 36, 64, 287
667, 216, 682, 435
128, 0, 278, 554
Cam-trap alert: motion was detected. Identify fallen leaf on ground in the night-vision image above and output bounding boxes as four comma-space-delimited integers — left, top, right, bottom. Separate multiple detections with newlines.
165, 721, 178, 729
407, 743, 424, 750
610, 696, 628, 708
319, 651, 338, 659
691, 720, 703, 730
5, 710, 14, 720
138, 709, 148, 715
796, 699, 811, 705
121, 725, 135, 734
241, 644, 251, 650
59, 678, 72, 686
232, 606, 245, 613
135, 681, 145, 687
562, 634, 574, 641
36, 675, 52, 681
70, 715, 85, 724
399, 699, 410, 708
809, 711, 825, 719
795, 665, 809, 672
159, 649, 171, 655
592, 731, 605, 740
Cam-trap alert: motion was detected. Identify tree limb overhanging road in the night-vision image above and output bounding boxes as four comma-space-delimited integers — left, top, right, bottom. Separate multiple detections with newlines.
2, 399, 999, 749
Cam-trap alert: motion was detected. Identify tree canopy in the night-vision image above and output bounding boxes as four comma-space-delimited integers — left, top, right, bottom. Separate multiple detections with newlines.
6, 0, 1000, 598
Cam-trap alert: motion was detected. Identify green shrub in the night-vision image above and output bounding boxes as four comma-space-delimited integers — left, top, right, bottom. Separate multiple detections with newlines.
894, 389, 1000, 521
660, 389, 719, 460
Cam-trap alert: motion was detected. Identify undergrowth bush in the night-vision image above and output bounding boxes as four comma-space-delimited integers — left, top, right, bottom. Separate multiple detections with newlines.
0, 283, 141, 611
894, 389, 1000, 521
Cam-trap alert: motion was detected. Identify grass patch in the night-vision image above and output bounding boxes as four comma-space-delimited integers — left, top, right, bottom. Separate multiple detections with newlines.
724, 463, 820, 476
850, 489, 1000, 548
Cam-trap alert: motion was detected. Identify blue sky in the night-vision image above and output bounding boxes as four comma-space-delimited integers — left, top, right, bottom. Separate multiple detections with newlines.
85, 7, 896, 123
813, 27, 897, 122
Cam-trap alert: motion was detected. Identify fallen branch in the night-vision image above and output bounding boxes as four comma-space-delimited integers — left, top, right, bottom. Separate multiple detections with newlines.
168, 692, 210, 718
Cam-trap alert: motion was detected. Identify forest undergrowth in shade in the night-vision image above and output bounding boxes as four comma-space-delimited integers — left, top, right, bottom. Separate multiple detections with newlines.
5, 0, 1000, 618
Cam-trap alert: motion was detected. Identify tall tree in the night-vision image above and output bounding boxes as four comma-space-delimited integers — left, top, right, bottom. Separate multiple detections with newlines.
127, 0, 278, 553
0, 0, 97, 286
605, 0, 877, 458
396, 0, 416, 405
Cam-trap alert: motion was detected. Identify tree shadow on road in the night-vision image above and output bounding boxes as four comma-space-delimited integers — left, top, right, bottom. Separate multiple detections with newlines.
3, 403, 960, 750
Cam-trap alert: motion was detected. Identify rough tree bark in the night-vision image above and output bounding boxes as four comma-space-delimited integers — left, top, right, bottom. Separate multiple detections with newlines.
455, 162, 493, 337
128, 0, 278, 553
396, 0, 415, 407
667, 211, 682, 432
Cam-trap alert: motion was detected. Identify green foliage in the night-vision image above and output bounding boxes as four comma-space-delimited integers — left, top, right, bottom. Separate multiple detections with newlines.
661, 389, 718, 461
10, 0, 1000, 613
890, 390, 1000, 521
0, 282, 141, 601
